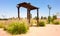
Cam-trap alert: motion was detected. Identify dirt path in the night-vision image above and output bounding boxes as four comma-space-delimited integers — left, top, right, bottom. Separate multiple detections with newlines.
0, 24, 60, 36
0, 28, 12, 36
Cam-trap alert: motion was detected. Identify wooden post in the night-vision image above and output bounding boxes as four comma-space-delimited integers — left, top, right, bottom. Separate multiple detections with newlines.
27, 9, 30, 24
17, 7, 20, 20
37, 9, 39, 26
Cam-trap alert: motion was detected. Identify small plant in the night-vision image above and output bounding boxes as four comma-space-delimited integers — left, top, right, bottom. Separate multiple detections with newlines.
48, 16, 51, 24
53, 21, 60, 25
44, 17, 47, 19
41, 16, 44, 19
53, 15, 57, 20
38, 21, 45, 27
4, 22, 29, 34
51, 15, 57, 23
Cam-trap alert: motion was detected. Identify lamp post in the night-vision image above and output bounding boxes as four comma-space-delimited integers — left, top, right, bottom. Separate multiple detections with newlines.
48, 5, 52, 24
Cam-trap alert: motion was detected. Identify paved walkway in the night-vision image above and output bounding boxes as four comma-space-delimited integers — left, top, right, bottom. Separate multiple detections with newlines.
0, 24, 60, 36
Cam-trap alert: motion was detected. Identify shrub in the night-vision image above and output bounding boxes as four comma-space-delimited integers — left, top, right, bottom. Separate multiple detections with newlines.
41, 16, 44, 19
53, 21, 60, 25
48, 16, 51, 24
33, 16, 37, 20
4, 22, 29, 34
44, 17, 47, 19
0, 18, 8, 20
38, 21, 45, 27
0, 23, 5, 28
52, 15, 57, 20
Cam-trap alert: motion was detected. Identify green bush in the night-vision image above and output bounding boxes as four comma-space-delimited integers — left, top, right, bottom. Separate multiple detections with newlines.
38, 21, 45, 27
52, 15, 57, 20
48, 16, 51, 24
53, 21, 60, 25
41, 16, 44, 19
4, 22, 29, 34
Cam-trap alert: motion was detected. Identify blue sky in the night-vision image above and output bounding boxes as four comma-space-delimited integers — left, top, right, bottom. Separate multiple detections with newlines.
0, 0, 60, 18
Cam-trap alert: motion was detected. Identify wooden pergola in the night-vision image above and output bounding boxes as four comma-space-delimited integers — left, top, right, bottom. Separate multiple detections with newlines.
16, 2, 39, 25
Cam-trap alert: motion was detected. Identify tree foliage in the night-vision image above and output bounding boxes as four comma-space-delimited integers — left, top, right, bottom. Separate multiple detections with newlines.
53, 15, 57, 20
41, 16, 44, 19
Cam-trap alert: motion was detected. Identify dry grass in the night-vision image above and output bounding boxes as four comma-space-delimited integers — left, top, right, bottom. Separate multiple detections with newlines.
0, 18, 60, 36
0, 18, 60, 28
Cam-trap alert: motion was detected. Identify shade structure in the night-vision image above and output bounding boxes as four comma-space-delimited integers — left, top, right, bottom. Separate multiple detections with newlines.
17, 2, 38, 10
17, 2, 39, 26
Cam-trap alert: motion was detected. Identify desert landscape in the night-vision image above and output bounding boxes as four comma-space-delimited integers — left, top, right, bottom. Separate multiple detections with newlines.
0, 0, 60, 36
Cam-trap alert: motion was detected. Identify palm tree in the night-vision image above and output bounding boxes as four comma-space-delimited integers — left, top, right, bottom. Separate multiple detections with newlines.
48, 5, 52, 24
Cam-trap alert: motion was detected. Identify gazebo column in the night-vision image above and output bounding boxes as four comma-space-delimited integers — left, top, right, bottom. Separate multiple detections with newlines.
17, 7, 20, 20
27, 9, 30, 24
37, 9, 39, 26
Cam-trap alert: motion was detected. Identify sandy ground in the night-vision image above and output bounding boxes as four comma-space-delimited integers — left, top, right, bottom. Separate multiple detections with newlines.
0, 24, 60, 36
0, 28, 11, 36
